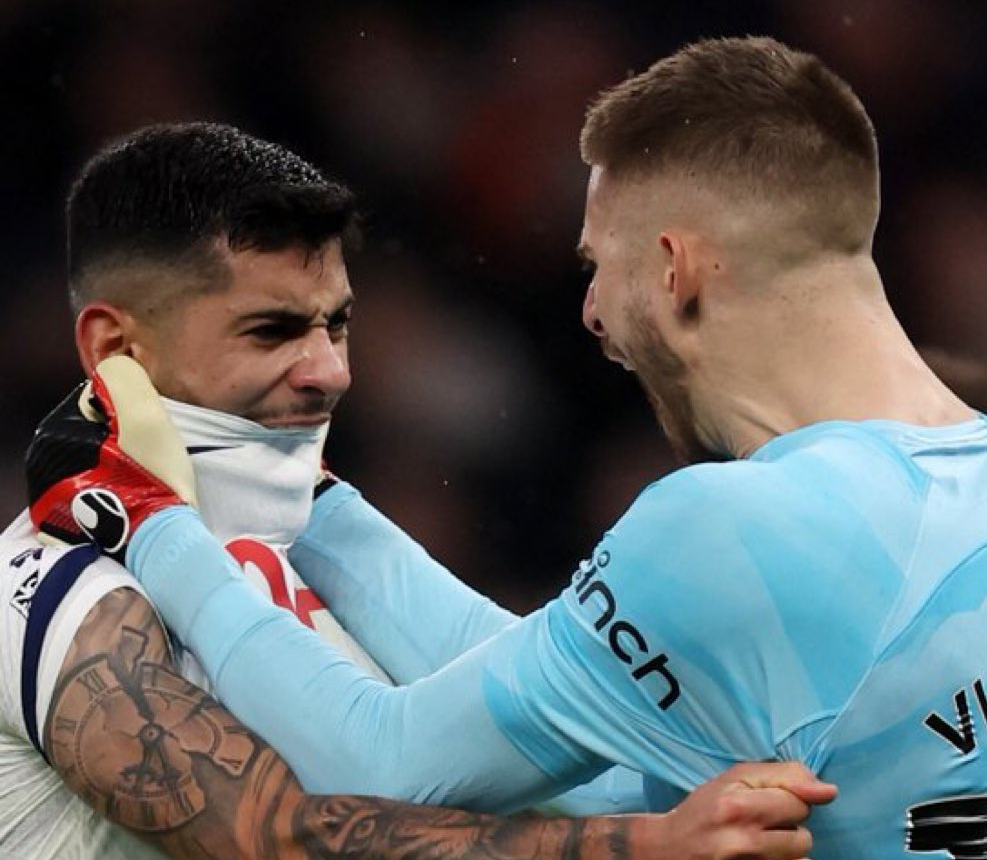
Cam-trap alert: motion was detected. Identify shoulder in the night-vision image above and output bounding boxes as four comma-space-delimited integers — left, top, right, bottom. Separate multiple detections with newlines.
0, 512, 135, 626
0, 513, 145, 744
752, 419, 928, 494
546, 424, 923, 750
616, 420, 923, 548
606, 458, 798, 564
582, 421, 923, 627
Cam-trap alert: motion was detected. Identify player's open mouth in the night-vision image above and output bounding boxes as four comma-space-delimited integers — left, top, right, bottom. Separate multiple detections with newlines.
602, 340, 633, 371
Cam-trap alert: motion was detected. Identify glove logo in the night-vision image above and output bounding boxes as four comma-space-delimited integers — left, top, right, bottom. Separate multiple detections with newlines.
71, 489, 130, 555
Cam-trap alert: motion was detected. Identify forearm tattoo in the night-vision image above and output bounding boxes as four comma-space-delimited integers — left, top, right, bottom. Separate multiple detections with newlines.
292, 797, 584, 860
43, 589, 637, 860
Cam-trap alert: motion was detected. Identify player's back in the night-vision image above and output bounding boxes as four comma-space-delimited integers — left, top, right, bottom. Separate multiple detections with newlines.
795, 418, 987, 857
485, 416, 987, 859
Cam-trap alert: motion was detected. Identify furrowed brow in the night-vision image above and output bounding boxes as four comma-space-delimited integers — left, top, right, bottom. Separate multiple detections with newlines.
236, 308, 314, 327
236, 293, 354, 328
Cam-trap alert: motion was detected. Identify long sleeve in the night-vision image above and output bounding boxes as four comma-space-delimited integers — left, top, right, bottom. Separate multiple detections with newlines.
290, 483, 646, 814
127, 507, 604, 812
289, 482, 518, 683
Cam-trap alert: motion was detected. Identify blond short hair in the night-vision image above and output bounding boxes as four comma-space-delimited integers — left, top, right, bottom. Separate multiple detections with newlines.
581, 37, 880, 252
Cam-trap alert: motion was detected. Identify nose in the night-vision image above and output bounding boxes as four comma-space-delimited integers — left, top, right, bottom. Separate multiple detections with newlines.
582, 284, 604, 336
288, 328, 351, 398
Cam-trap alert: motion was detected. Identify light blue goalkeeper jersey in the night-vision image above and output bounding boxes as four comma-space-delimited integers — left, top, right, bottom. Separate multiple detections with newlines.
130, 416, 987, 859
480, 416, 987, 858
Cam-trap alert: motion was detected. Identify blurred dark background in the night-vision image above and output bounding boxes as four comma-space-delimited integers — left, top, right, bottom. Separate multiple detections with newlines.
2, 0, 986, 610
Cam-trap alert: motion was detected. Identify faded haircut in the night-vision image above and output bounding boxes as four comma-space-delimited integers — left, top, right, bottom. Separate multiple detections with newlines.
580, 36, 880, 252
66, 122, 357, 314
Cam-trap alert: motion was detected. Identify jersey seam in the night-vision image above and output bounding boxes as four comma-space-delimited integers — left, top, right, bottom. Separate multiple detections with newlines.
772, 709, 842, 752
799, 474, 935, 762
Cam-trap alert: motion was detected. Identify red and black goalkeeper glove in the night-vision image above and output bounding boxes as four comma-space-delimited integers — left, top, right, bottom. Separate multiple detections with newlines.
26, 355, 197, 561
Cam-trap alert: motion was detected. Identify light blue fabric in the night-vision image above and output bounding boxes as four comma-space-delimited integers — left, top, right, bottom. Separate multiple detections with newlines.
484, 417, 987, 858
132, 416, 987, 856
128, 506, 581, 812
289, 482, 517, 683
289, 481, 646, 814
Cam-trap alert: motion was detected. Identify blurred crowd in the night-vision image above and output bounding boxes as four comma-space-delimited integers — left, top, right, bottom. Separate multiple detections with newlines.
1, 0, 986, 609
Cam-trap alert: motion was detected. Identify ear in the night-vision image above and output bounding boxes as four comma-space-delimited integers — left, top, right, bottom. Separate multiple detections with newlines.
658, 230, 701, 318
75, 302, 139, 378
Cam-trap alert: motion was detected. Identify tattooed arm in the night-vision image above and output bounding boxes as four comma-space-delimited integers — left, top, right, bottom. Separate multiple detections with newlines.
42, 584, 594, 860
42, 585, 829, 860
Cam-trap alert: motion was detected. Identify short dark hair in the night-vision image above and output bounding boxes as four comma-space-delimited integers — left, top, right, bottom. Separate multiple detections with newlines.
67, 122, 357, 313
581, 36, 879, 252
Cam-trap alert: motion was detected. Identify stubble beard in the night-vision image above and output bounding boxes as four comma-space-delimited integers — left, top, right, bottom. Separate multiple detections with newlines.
625, 312, 724, 465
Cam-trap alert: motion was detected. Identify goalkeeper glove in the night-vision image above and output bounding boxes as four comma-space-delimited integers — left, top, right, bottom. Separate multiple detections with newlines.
26, 355, 197, 561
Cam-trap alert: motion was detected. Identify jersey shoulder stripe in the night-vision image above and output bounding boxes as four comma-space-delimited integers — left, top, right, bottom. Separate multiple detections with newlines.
21, 543, 100, 757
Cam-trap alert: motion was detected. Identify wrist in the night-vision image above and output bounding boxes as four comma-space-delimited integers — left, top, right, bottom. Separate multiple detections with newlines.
99, 442, 187, 531
582, 813, 673, 860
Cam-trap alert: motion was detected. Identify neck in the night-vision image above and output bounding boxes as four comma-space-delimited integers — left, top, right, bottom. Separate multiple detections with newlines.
689, 258, 976, 458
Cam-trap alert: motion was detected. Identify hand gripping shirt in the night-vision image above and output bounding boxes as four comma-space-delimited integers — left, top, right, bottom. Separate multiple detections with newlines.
132, 417, 987, 858
485, 417, 987, 858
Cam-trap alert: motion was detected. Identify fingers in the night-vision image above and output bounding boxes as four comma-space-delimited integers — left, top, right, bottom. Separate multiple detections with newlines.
92, 355, 198, 505
644, 763, 830, 860
720, 761, 838, 806
711, 825, 813, 860
93, 355, 146, 433
719, 785, 811, 829
77, 380, 106, 422
709, 786, 816, 860
749, 825, 814, 860
708, 763, 833, 860
622, 810, 813, 860
88, 373, 118, 435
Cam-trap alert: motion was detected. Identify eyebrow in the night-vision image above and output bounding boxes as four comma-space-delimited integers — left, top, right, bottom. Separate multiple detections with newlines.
235, 294, 355, 327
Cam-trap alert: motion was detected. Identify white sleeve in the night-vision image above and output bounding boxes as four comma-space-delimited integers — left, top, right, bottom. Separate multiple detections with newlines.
0, 533, 145, 753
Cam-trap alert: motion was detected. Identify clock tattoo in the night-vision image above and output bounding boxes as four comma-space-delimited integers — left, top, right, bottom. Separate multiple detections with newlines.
45, 625, 256, 832
35, 585, 641, 860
